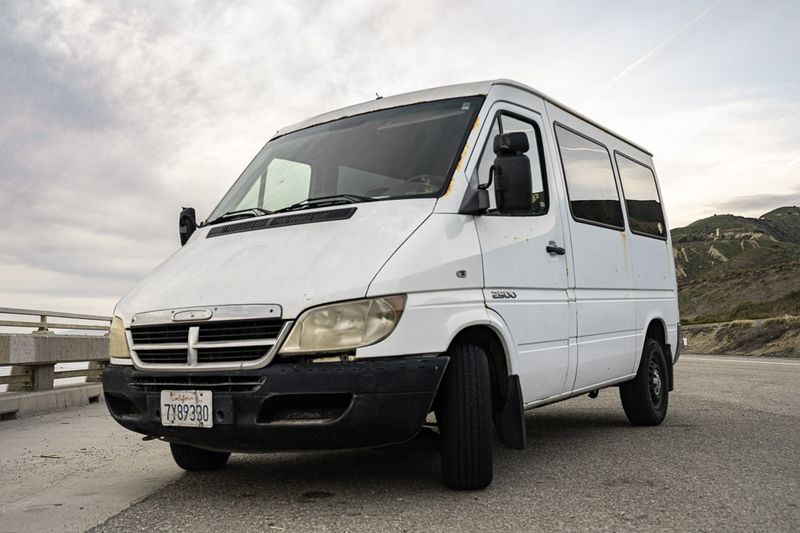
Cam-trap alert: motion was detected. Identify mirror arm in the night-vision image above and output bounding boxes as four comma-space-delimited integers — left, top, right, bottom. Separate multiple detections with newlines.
478, 166, 494, 191
458, 169, 490, 216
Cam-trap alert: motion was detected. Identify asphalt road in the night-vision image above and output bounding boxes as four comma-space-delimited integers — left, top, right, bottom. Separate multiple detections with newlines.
2, 355, 798, 532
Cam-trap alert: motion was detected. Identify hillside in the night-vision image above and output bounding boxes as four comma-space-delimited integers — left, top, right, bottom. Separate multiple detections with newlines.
671, 206, 800, 323
683, 316, 800, 357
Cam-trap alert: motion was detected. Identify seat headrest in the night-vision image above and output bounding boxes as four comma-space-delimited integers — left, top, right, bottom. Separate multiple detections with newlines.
493, 132, 529, 155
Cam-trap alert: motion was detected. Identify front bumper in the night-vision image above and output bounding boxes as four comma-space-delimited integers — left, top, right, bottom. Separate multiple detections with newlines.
102, 356, 448, 452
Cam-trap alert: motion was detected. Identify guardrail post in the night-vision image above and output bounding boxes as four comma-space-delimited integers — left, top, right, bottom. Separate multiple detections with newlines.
87, 360, 106, 382
31, 364, 55, 390
38, 314, 49, 332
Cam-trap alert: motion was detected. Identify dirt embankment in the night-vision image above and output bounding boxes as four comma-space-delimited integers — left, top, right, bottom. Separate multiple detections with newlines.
683, 315, 800, 357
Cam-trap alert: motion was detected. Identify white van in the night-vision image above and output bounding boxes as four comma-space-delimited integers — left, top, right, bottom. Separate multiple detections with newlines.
103, 80, 680, 490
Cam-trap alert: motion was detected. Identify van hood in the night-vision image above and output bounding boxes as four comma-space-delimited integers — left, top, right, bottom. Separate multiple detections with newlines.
116, 200, 434, 321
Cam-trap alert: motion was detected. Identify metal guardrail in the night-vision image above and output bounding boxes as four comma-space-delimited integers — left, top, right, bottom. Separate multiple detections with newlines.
0, 307, 111, 332
0, 307, 111, 393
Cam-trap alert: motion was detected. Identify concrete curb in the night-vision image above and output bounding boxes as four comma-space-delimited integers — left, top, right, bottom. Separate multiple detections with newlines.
0, 383, 103, 420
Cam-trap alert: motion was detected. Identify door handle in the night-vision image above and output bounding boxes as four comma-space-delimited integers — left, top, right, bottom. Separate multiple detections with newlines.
546, 244, 566, 255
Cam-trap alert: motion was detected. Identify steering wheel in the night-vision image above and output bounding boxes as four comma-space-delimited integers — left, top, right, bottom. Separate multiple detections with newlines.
405, 174, 443, 192
383, 174, 444, 196
407, 174, 440, 185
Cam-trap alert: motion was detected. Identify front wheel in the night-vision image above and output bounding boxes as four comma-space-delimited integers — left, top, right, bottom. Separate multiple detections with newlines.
170, 443, 230, 471
436, 342, 493, 490
619, 338, 669, 426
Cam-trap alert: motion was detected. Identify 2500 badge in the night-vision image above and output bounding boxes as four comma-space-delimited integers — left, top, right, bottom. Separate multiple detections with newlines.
491, 290, 517, 299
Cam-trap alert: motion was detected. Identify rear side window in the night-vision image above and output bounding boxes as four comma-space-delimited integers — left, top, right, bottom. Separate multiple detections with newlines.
555, 125, 624, 229
615, 153, 666, 238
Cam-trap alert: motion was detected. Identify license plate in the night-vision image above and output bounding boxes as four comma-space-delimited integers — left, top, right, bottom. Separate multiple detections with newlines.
160, 390, 213, 428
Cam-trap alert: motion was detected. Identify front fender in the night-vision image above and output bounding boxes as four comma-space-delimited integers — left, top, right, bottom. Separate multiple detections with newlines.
356, 290, 519, 376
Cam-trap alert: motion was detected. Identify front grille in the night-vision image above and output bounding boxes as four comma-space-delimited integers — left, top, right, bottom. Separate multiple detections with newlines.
131, 325, 191, 344
197, 319, 284, 342
129, 375, 266, 393
130, 318, 288, 368
197, 346, 267, 363
138, 349, 187, 364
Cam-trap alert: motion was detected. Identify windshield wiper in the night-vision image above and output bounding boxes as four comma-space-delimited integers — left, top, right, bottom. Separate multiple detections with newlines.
206, 195, 373, 225
271, 194, 375, 214
205, 207, 273, 226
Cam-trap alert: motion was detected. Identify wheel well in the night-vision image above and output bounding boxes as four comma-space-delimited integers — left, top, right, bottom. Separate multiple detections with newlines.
645, 318, 672, 391
646, 319, 666, 348
449, 326, 509, 415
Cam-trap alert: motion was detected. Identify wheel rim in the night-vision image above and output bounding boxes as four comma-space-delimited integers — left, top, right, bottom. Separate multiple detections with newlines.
648, 357, 663, 408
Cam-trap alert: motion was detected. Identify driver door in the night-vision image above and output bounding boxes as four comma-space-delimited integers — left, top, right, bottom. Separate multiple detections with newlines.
473, 103, 572, 403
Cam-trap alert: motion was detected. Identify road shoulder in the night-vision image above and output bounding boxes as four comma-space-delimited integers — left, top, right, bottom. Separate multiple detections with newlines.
0, 401, 179, 533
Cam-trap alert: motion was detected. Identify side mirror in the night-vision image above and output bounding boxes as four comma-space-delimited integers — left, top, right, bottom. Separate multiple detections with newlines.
179, 207, 197, 246
493, 132, 532, 214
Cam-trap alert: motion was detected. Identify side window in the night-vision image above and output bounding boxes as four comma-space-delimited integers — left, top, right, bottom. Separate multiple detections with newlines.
555, 125, 624, 229
477, 113, 548, 215
615, 153, 666, 238
476, 118, 501, 209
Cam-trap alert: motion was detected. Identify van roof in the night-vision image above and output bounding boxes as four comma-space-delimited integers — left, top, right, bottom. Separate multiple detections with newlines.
273, 79, 652, 156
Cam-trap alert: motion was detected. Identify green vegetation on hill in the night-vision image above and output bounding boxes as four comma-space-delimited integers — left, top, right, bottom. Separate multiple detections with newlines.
762, 206, 800, 244
685, 290, 800, 325
683, 315, 800, 357
672, 206, 800, 323
672, 214, 769, 243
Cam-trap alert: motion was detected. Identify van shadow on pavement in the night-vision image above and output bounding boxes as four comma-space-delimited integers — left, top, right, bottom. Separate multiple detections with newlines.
152, 400, 648, 497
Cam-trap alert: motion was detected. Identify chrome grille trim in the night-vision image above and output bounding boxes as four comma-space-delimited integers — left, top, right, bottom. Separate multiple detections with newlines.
130, 304, 282, 327
187, 326, 199, 366
194, 339, 279, 349
127, 305, 291, 372
132, 338, 281, 351
134, 342, 189, 351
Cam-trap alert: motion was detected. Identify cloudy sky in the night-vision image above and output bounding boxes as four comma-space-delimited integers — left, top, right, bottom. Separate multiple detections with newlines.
1, 0, 798, 314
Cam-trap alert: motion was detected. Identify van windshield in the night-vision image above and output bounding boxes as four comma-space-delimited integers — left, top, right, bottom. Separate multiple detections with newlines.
207, 96, 483, 222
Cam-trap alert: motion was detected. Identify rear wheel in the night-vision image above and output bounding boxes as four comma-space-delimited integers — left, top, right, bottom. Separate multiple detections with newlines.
436, 342, 493, 490
619, 338, 669, 425
169, 443, 230, 471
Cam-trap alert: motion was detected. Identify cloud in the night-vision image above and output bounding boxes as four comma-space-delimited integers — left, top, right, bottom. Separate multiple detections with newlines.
0, 0, 798, 314
1, 0, 499, 314
601, 0, 721, 93
710, 188, 800, 216
610, 92, 800, 228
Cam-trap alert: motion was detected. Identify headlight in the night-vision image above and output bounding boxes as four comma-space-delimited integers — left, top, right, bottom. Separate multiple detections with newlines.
109, 316, 131, 358
279, 295, 406, 355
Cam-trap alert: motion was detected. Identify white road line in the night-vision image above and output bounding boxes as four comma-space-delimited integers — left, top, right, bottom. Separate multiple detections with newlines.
682, 356, 800, 367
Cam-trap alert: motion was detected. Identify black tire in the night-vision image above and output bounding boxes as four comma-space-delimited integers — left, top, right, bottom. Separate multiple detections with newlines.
436, 342, 493, 490
169, 443, 230, 471
620, 338, 669, 426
